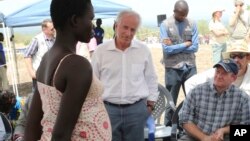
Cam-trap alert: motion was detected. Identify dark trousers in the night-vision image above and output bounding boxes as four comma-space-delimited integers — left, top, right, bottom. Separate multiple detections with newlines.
164, 66, 197, 125
32, 79, 37, 93
104, 100, 149, 141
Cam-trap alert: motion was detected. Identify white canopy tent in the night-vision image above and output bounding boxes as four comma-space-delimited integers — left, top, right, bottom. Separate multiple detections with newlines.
0, 0, 130, 96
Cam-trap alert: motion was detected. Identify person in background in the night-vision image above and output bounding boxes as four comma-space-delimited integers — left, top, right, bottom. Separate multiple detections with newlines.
8, 96, 21, 126
87, 37, 98, 57
76, 37, 97, 60
24, 19, 55, 91
179, 58, 250, 141
159, 0, 199, 126
185, 41, 250, 95
0, 33, 9, 91
229, 0, 250, 43
24, 0, 111, 140
0, 90, 16, 116
0, 90, 16, 140
92, 10, 159, 141
94, 18, 104, 45
209, 7, 229, 64
13, 93, 33, 141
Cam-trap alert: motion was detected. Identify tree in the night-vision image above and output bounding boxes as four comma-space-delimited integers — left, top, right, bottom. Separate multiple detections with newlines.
197, 20, 209, 35
247, 5, 250, 10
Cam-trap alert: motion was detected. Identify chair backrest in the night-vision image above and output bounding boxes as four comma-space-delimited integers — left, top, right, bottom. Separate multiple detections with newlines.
0, 112, 12, 140
152, 83, 175, 124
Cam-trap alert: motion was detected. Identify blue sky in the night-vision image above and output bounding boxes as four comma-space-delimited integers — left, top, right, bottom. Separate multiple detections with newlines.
102, 0, 250, 27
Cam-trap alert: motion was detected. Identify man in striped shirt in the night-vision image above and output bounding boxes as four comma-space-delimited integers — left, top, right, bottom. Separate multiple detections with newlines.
179, 59, 250, 141
24, 19, 55, 90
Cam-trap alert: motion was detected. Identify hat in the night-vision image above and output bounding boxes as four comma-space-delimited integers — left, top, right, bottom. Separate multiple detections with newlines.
213, 59, 239, 75
212, 6, 225, 14
235, 0, 244, 5
222, 41, 250, 58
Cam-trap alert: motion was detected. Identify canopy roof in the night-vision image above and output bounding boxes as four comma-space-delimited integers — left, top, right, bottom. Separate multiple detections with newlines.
0, 0, 130, 27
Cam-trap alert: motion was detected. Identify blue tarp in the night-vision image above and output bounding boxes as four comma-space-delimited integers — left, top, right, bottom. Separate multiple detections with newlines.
0, 0, 130, 27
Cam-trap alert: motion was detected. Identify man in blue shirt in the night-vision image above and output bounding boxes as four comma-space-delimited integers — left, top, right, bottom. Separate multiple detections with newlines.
159, 0, 199, 126
0, 33, 9, 91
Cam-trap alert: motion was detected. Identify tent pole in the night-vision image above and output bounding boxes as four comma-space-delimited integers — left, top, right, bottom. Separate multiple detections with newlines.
10, 28, 20, 84
2, 24, 19, 96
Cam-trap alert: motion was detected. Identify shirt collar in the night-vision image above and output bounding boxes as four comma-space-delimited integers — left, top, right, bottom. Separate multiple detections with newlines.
210, 82, 234, 97
106, 39, 139, 51
43, 33, 55, 41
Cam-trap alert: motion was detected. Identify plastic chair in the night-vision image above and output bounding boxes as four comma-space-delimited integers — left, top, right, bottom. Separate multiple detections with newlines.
171, 101, 185, 141
144, 83, 176, 141
0, 112, 13, 141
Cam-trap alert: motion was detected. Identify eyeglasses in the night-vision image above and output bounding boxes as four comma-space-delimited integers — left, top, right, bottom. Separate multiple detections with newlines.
230, 53, 247, 59
48, 27, 54, 31
235, 4, 243, 7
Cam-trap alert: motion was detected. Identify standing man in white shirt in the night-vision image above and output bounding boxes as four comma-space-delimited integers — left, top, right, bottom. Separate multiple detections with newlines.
24, 19, 55, 90
91, 10, 159, 141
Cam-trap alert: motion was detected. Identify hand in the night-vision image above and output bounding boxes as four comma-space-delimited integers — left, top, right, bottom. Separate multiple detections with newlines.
244, 36, 250, 43
31, 70, 36, 79
201, 135, 213, 141
223, 31, 229, 36
235, 6, 242, 15
163, 39, 172, 45
147, 100, 155, 113
147, 105, 153, 113
13, 134, 24, 141
213, 128, 226, 141
201, 134, 221, 141
184, 41, 192, 47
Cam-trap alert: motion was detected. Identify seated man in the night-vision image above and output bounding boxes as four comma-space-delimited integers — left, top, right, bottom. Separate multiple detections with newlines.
185, 41, 250, 95
179, 59, 250, 141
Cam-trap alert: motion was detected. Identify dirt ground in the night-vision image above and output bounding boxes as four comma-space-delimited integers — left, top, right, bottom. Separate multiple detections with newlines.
7, 43, 213, 103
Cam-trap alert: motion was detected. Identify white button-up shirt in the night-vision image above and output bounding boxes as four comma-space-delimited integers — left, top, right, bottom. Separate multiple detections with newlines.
91, 40, 159, 104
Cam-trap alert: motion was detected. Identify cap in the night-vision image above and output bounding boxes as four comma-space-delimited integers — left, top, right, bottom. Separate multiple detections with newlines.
213, 59, 239, 75
212, 6, 225, 14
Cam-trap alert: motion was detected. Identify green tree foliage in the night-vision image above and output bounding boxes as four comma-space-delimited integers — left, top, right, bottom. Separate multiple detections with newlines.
247, 5, 250, 10
197, 20, 209, 36
13, 33, 33, 46
136, 27, 160, 41
103, 26, 115, 39
13, 21, 211, 45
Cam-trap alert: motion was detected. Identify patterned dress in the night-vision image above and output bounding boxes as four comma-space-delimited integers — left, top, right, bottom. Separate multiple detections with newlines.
37, 56, 111, 141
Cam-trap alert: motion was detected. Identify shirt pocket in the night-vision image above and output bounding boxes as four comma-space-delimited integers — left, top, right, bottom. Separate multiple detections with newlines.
131, 64, 144, 81
184, 28, 192, 41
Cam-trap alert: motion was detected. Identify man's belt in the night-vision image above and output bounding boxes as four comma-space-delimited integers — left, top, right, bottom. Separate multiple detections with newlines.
104, 99, 143, 107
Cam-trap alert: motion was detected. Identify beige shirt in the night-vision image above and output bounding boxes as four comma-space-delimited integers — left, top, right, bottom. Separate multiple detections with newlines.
209, 20, 228, 44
